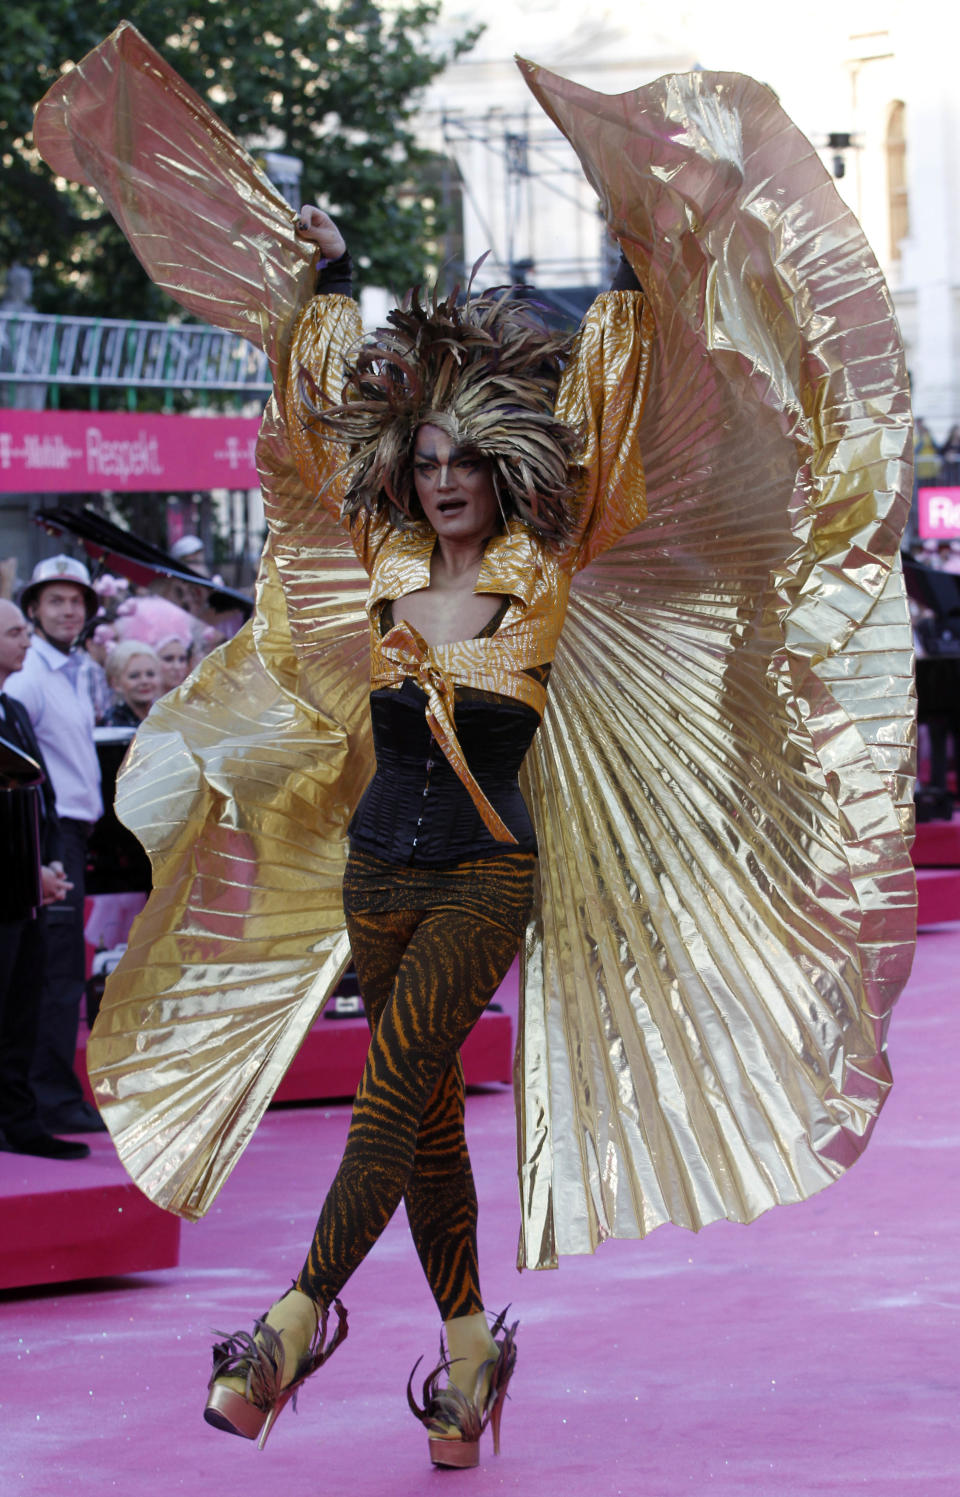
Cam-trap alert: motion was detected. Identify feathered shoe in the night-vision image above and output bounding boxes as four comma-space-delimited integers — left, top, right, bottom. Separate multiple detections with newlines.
407, 1307, 518, 1469
204, 1294, 348, 1449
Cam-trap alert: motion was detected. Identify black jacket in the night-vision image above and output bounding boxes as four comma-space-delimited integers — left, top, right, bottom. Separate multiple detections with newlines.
0, 692, 63, 865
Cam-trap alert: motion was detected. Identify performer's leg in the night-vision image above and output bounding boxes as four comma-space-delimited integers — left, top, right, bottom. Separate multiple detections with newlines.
206, 902, 517, 1442
296, 904, 519, 1310
346, 907, 484, 1321
209, 909, 433, 1406
405, 1070, 500, 1405
403, 1058, 482, 1320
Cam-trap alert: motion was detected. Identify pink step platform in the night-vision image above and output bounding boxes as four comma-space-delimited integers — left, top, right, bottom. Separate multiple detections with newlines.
913, 815, 960, 925
916, 868, 960, 924
0, 1142, 181, 1291
912, 815, 960, 865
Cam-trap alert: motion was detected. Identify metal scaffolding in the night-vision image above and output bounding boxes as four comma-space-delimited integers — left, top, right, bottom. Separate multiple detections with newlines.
434, 108, 610, 287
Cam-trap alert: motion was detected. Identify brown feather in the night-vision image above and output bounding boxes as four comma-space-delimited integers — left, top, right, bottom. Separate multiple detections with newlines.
300, 281, 583, 545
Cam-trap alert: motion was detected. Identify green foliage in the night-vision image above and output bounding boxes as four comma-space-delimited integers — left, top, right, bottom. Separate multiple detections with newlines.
1, 0, 479, 318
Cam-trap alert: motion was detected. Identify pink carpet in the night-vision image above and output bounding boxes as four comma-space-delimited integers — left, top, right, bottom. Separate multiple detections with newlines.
4, 929, 958, 1497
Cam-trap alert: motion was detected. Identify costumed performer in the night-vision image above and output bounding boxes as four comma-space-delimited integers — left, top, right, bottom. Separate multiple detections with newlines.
196, 199, 649, 1462
32, 22, 916, 1472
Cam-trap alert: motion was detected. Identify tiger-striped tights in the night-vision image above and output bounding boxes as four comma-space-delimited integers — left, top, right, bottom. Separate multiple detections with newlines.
296, 851, 535, 1323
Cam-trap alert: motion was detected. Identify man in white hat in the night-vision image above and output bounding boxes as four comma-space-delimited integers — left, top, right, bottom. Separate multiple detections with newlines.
6, 555, 105, 1133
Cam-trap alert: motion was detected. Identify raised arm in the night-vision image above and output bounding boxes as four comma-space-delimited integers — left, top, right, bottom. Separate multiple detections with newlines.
281, 206, 368, 534
557, 279, 654, 572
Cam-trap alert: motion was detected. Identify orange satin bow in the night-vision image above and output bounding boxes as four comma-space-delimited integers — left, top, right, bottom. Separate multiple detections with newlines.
375, 619, 518, 844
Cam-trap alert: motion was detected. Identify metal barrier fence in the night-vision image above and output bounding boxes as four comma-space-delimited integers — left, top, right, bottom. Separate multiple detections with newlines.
0, 309, 270, 395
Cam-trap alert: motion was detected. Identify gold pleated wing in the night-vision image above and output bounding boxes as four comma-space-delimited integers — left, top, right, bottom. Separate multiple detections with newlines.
34, 22, 373, 1218
33, 28, 916, 1252
514, 62, 916, 1268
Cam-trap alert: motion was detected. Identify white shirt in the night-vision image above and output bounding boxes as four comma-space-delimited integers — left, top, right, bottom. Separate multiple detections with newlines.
6, 634, 103, 821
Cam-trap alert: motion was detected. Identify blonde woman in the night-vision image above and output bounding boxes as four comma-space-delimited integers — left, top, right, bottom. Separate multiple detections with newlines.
103, 640, 161, 728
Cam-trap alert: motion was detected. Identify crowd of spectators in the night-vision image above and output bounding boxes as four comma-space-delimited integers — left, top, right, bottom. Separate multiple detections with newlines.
0, 546, 216, 1166
906, 537, 960, 575
80, 589, 197, 726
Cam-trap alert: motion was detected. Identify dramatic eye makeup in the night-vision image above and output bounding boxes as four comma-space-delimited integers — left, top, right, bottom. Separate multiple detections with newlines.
413, 447, 483, 473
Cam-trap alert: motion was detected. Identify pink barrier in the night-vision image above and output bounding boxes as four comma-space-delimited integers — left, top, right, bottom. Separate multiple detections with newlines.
0, 409, 260, 492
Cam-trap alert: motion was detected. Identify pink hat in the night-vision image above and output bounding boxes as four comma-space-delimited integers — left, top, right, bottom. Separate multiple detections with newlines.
114, 596, 193, 651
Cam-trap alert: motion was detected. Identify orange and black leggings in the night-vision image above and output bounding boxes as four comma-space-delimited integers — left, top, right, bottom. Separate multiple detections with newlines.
296, 849, 534, 1321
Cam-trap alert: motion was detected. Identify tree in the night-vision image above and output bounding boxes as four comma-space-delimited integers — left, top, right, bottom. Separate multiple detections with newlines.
1, 0, 478, 319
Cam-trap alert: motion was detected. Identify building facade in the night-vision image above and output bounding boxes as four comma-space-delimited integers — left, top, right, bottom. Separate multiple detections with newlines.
422, 0, 958, 434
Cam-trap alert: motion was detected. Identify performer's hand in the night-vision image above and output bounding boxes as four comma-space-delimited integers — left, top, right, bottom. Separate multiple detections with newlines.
295, 206, 347, 260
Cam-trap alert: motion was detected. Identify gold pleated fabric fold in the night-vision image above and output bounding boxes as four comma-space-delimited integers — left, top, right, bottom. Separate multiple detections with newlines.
34, 23, 373, 1217
33, 21, 315, 379
515, 62, 915, 1267
33, 28, 916, 1251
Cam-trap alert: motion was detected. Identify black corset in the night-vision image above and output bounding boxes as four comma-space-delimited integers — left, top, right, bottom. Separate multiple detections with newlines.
347, 678, 540, 865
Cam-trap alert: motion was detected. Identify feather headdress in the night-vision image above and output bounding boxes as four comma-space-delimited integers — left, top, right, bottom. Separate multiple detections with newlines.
303, 280, 582, 544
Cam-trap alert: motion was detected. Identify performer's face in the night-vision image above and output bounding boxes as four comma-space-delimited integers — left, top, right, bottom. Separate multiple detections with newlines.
413, 425, 500, 542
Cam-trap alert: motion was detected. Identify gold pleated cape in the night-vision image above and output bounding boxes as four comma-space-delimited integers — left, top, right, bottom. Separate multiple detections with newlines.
34, 25, 915, 1268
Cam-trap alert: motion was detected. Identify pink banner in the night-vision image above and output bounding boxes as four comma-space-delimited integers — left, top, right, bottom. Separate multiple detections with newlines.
0, 410, 261, 493
918, 486, 960, 540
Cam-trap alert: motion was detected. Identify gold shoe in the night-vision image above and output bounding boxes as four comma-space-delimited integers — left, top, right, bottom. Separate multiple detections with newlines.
407, 1307, 518, 1469
204, 1296, 347, 1450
